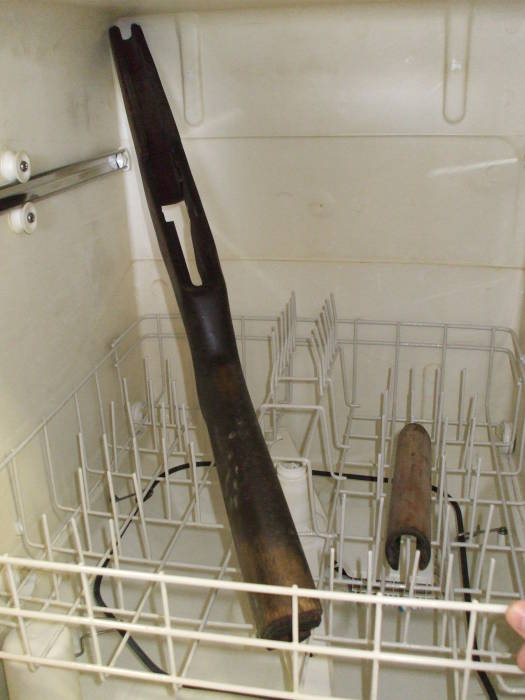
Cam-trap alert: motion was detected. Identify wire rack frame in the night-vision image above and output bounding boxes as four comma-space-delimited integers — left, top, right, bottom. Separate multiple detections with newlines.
0, 299, 524, 699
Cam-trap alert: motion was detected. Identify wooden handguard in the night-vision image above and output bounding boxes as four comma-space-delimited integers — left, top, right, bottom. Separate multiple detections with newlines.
109, 24, 321, 641
385, 423, 432, 571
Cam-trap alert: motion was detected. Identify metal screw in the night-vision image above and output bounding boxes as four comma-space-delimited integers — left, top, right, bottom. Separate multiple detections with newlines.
19, 160, 29, 173
26, 211, 35, 224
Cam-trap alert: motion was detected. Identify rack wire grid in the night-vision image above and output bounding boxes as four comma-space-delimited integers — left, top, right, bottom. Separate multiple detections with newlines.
0, 293, 524, 699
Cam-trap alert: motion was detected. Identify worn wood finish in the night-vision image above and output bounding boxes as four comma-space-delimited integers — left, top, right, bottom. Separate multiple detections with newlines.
385, 423, 432, 570
109, 24, 321, 641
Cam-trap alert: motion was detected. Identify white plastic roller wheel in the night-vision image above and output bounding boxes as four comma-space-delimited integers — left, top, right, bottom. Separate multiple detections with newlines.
8, 202, 37, 235
0, 149, 31, 183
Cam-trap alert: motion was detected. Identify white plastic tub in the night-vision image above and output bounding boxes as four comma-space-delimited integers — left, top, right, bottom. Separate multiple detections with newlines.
1, 1, 525, 699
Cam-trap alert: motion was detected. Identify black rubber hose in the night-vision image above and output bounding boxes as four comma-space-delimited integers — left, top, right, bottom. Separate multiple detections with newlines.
92, 461, 211, 675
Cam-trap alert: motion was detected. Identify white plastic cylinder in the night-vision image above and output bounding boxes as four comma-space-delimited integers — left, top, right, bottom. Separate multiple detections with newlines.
276, 462, 313, 532
0, 150, 31, 184
8, 202, 37, 235
2, 622, 82, 700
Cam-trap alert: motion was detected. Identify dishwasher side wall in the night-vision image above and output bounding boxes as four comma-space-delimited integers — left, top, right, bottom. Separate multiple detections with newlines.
0, 0, 136, 554
116, 5, 525, 332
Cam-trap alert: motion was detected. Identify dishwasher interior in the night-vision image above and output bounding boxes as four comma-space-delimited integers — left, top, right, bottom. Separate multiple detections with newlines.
1, 2, 525, 699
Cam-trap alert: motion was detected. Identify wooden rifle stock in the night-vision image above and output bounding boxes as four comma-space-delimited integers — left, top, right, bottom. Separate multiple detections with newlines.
109, 24, 321, 641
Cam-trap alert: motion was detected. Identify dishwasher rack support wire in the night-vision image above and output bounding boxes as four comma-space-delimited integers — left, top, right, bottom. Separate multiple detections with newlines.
0, 149, 130, 214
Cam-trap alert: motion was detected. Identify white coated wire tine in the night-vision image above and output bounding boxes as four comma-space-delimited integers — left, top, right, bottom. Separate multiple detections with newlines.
305, 461, 321, 537
467, 395, 478, 475
329, 294, 337, 358
432, 367, 441, 442
436, 453, 447, 543
458, 368, 466, 441
159, 578, 177, 686
40, 514, 60, 600
376, 453, 384, 501
269, 327, 277, 397
403, 536, 411, 587
440, 416, 449, 462
459, 411, 471, 472
122, 376, 130, 408
510, 379, 522, 454
310, 330, 324, 396
74, 391, 84, 435
181, 403, 189, 452
473, 504, 495, 591
77, 432, 91, 503
8, 457, 32, 552
380, 392, 388, 469
366, 550, 373, 639
110, 400, 118, 472
449, 616, 460, 700
277, 313, 284, 374
189, 441, 201, 522
464, 412, 476, 497
42, 423, 65, 513
106, 471, 121, 553
291, 292, 297, 353
328, 547, 335, 637
285, 297, 293, 369
440, 553, 455, 647
338, 493, 347, 579
281, 302, 288, 373
312, 324, 325, 386
160, 398, 167, 433
292, 585, 299, 693
94, 370, 106, 436
323, 301, 332, 356
131, 472, 152, 559
468, 457, 482, 544
434, 392, 444, 468
166, 358, 174, 425
102, 433, 112, 472
170, 379, 182, 449
316, 316, 328, 382
131, 435, 143, 485
460, 605, 478, 700
320, 311, 330, 371
144, 357, 159, 451
322, 300, 332, 365
161, 429, 172, 521
373, 497, 385, 581
320, 304, 331, 369
401, 548, 421, 644
479, 557, 496, 650
79, 568, 104, 681
76, 468, 92, 552
124, 400, 137, 442
108, 519, 125, 611
69, 517, 85, 565
4, 562, 36, 671
369, 599, 383, 700
440, 504, 452, 589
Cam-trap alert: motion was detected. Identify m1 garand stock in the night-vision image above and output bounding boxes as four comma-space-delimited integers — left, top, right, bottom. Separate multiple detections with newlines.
109, 24, 322, 642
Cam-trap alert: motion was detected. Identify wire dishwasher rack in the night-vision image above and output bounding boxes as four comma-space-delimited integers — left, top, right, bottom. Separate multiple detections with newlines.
0, 294, 524, 700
